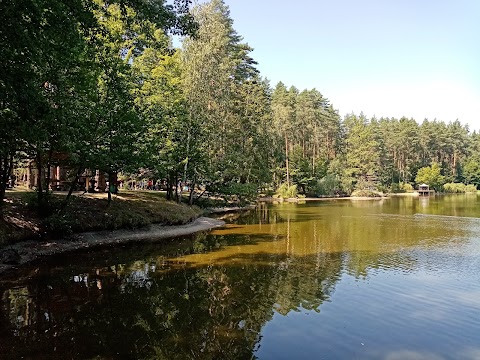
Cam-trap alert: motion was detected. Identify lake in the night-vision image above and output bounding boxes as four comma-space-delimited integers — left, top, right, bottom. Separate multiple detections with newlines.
1, 195, 480, 359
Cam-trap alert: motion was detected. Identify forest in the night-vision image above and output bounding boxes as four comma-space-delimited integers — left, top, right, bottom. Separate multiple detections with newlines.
2, 0, 480, 210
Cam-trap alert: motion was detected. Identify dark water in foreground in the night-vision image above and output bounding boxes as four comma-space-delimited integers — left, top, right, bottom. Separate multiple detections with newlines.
1, 195, 480, 359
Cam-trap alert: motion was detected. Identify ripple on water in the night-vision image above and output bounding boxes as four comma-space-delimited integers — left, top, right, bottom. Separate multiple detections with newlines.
2, 198, 480, 359
256, 267, 480, 360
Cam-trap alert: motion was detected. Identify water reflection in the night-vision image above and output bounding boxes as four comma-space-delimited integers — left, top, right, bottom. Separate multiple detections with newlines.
0, 250, 343, 359
0, 197, 479, 359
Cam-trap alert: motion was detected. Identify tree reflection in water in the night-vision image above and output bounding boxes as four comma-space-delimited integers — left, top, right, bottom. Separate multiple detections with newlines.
1, 198, 477, 359
0, 238, 343, 359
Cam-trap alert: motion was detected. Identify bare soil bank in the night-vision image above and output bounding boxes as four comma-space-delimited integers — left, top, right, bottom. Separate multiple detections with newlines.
0, 216, 225, 274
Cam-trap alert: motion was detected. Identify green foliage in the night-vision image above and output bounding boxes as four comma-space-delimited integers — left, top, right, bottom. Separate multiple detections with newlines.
275, 183, 298, 198
415, 163, 445, 191
354, 179, 379, 191
24, 192, 41, 212
270, 84, 341, 192
289, 145, 314, 192
181, 0, 265, 191
24, 192, 62, 217
465, 184, 477, 192
194, 196, 229, 209
351, 180, 382, 197
199, 183, 258, 207
325, 157, 353, 195
314, 175, 340, 196
0, 0, 197, 210
350, 189, 382, 198
42, 214, 74, 238
462, 158, 480, 187
344, 113, 380, 182
133, 46, 190, 196
214, 183, 258, 200
390, 183, 401, 193
443, 183, 477, 193
443, 183, 463, 193
4, 0, 480, 215
390, 182, 414, 193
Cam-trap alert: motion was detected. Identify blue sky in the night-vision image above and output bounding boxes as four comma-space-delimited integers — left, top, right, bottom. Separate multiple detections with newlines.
222, 0, 480, 130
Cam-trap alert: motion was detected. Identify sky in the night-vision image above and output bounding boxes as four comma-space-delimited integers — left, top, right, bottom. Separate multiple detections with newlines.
220, 0, 480, 130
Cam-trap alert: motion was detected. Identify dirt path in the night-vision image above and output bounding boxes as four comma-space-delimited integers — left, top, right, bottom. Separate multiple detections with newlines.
0, 217, 225, 274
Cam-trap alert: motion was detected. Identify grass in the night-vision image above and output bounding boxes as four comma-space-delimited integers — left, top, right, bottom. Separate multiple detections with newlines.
0, 188, 203, 245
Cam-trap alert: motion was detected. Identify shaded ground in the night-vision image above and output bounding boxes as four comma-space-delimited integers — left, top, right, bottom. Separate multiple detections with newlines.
0, 188, 203, 245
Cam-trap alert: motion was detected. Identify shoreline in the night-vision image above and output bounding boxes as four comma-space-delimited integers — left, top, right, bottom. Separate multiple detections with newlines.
0, 216, 225, 274
257, 196, 388, 202
206, 205, 256, 213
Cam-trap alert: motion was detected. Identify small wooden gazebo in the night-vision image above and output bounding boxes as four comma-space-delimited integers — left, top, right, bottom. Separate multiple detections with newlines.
418, 183, 430, 196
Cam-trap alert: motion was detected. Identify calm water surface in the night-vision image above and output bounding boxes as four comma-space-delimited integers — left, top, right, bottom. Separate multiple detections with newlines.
1, 195, 480, 359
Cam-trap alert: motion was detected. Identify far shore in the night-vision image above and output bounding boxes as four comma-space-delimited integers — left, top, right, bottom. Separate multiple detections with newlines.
206, 205, 257, 213
257, 191, 447, 202
257, 196, 388, 202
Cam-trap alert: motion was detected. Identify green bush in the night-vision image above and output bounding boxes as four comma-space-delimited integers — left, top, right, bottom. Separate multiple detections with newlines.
104, 211, 148, 230
42, 214, 74, 238
415, 163, 445, 191
354, 180, 379, 191
465, 184, 477, 192
222, 183, 258, 199
390, 183, 402, 193
443, 183, 477, 193
24, 191, 65, 216
275, 183, 298, 198
207, 183, 258, 202
351, 189, 382, 197
195, 196, 229, 209
390, 183, 413, 193
266, 189, 275, 196
24, 192, 40, 210
443, 183, 466, 193
314, 175, 339, 196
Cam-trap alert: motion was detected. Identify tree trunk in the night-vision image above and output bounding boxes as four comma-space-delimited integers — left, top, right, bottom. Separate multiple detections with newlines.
166, 173, 173, 201
194, 188, 207, 204
189, 181, 195, 205
0, 96, 8, 209
107, 171, 117, 206
183, 129, 190, 183
60, 165, 83, 213
312, 140, 316, 174
175, 175, 180, 203
453, 152, 457, 179
0, 183, 5, 215
0, 153, 14, 215
189, 176, 196, 205
285, 132, 290, 186
36, 151, 44, 205
45, 148, 53, 194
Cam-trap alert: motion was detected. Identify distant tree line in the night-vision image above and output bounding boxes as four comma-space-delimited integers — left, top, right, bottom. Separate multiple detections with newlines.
2, 0, 479, 211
